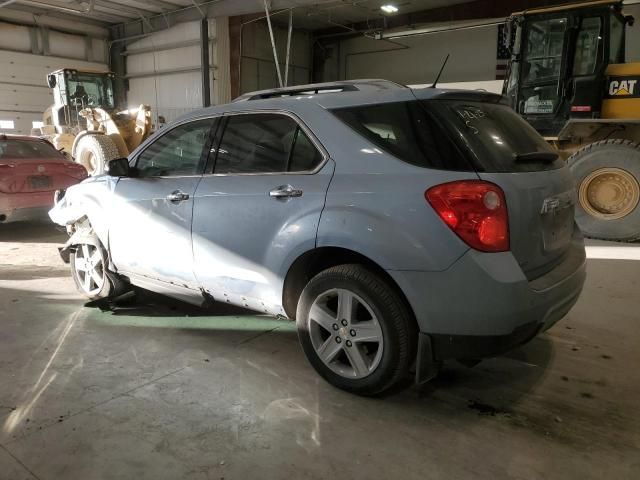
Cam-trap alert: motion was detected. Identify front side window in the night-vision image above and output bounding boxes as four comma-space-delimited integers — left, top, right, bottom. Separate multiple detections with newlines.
573, 17, 602, 76
135, 118, 212, 177
214, 113, 323, 174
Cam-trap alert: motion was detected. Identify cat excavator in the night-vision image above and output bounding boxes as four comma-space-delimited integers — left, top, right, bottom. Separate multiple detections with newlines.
36, 68, 152, 176
503, 0, 640, 241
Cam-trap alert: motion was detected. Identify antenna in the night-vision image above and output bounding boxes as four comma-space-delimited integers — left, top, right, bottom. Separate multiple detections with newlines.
430, 54, 450, 88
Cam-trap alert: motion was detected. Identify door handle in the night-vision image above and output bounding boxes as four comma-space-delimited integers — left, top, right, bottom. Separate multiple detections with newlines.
166, 190, 190, 203
269, 185, 303, 198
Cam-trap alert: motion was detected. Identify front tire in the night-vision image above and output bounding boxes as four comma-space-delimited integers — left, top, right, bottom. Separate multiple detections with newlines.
70, 241, 112, 300
568, 139, 640, 241
296, 264, 415, 396
75, 135, 120, 176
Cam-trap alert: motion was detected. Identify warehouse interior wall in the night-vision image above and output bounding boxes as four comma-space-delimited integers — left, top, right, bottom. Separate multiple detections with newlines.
314, 25, 498, 85
126, 20, 210, 126
0, 21, 107, 135
124, 17, 232, 126
314, 2, 640, 85
626, 4, 640, 62
238, 19, 312, 94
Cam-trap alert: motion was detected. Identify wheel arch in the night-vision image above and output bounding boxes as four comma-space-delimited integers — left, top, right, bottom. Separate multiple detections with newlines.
281, 246, 417, 325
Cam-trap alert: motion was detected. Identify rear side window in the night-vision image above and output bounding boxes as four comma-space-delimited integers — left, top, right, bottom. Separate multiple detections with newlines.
214, 113, 323, 174
0, 139, 64, 160
428, 99, 564, 172
332, 102, 472, 171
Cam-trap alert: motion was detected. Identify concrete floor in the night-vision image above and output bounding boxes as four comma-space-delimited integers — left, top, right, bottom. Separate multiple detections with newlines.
0, 222, 639, 480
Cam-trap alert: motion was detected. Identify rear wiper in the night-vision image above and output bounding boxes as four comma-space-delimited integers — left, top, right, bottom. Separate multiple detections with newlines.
514, 151, 558, 163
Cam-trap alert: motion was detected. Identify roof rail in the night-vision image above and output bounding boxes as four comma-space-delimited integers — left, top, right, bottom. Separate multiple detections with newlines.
233, 79, 407, 102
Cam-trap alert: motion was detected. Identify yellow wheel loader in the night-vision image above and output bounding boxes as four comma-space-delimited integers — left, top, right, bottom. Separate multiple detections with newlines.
503, 0, 640, 241
37, 69, 152, 176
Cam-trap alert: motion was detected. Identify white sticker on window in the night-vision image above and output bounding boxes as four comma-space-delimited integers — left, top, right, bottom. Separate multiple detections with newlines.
524, 99, 554, 114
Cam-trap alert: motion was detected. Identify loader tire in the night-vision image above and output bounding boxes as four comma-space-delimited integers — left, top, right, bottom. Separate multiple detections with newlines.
75, 135, 120, 176
568, 139, 640, 241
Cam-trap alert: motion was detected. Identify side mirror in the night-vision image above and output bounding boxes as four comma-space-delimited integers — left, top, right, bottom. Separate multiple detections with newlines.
47, 74, 57, 88
105, 157, 131, 177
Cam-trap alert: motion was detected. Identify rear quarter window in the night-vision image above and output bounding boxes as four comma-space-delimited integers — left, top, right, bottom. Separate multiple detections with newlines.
331, 101, 474, 171
427, 99, 564, 173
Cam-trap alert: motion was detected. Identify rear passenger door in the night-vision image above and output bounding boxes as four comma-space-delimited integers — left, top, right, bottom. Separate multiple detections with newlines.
192, 112, 334, 314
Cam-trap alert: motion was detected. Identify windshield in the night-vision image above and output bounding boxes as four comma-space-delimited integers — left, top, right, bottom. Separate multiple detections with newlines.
0, 139, 64, 160
64, 73, 115, 109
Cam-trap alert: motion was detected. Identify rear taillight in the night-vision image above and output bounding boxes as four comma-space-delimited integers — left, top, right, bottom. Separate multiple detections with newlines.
425, 180, 509, 252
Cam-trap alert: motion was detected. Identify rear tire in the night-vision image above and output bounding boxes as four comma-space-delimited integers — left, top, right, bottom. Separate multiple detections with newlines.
296, 264, 415, 396
568, 139, 640, 241
75, 135, 120, 176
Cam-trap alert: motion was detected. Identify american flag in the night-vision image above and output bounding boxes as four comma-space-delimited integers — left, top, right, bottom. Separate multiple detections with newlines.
496, 24, 514, 80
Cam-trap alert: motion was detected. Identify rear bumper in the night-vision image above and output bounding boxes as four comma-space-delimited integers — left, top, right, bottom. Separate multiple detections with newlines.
389, 231, 586, 361
0, 191, 55, 223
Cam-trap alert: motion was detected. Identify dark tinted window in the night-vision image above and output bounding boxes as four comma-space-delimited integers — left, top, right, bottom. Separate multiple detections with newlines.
0, 139, 64, 160
428, 99, 563, 172
331, 101, 472, 171
136, 119, 212, 177
289, 128, 323, 172
573, 17, 602, 76
215, 113, 322, 174
609, 15, 625, 63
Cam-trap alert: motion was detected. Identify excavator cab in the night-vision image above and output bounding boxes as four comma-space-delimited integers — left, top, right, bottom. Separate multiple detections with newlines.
45, 69, 116, 129
41, 69, 152, 177
503, 1, 632, 137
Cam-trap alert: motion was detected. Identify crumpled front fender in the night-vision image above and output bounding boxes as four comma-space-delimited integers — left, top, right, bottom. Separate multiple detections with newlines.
58, 226, 99, 264
49, 194, 87, 227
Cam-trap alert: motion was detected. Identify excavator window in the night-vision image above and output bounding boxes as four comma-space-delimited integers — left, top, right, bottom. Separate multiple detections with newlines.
573, 17, 602, 76
64, 73, 115, 110
609, 14, 625, 63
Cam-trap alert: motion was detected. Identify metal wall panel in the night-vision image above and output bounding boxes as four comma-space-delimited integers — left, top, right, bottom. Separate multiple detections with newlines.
125, 20, 207, 125
48, 30, 87, 60
0, 23, 31, 52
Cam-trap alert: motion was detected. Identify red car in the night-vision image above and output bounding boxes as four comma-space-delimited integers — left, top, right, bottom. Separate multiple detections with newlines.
0, 134, 87, 223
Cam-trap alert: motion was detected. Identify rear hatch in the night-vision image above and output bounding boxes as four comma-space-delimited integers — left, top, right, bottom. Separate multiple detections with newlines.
424, 93, 576, 280
0, 138, 86, 194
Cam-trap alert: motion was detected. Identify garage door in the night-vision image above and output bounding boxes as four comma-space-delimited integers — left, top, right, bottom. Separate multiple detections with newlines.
0, 23, 107, 135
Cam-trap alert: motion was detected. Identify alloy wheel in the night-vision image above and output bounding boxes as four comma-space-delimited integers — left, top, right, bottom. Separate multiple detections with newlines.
307, 288, 384, 379
73, 243, 105, 296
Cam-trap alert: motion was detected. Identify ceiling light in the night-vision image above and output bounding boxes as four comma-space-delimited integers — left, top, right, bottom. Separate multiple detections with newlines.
381, 5, 398, 14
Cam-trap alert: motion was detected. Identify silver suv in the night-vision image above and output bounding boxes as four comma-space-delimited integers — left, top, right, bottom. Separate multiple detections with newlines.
50, 80, 586, 396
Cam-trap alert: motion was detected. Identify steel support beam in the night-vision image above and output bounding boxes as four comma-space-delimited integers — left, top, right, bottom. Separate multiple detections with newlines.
201, 17, 211, 107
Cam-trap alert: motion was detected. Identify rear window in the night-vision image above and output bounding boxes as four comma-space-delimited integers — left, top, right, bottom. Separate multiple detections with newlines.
331, 101, 473, 171
332, 99, 563, 173
426, 99, 564, 172
0, 139, 64, 160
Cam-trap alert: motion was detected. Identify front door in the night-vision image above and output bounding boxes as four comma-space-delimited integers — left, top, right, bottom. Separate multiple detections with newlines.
191, 112, 334, 315
109, 117, 215, 289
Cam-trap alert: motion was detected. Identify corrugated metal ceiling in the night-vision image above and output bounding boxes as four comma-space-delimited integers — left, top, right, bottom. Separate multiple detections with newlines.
0, 0, 472, 29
